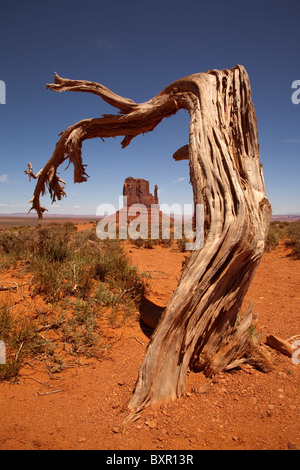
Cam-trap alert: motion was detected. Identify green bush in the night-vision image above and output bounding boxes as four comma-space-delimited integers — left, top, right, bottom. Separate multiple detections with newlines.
0, 224, 146, 306
265, 221, 288, 252
0, 301, 53, 379
265, 225, 280, 252
285, 220, 300, 258
265, 220, 300, 257
176, 237, 188, 252
0, 224, 148, 379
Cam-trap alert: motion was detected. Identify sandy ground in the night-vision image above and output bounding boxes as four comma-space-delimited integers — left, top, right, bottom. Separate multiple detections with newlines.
0, 234, 299, 450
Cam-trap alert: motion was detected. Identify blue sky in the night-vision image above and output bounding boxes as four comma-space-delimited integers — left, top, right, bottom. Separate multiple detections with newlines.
0, 0, 299, 216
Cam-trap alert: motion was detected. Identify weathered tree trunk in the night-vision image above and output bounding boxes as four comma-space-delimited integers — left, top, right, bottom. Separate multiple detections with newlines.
26, 65, 272, 414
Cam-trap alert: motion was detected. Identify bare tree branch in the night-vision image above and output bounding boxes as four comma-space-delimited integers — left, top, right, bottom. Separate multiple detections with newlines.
46, 72, 138, 114
26, 66, 272, 417
26, 75, 185, 217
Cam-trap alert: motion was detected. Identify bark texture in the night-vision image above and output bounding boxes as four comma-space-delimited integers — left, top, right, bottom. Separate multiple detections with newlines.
26, 65, 272, 414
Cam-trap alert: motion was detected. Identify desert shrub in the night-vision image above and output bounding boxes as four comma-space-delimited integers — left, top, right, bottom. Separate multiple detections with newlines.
34, 224, 75, 262
265, 221, 289, 252
143, 239, 155, 249
0, 222, 77, 262
0, 229, 34, 260
130, 237, 145, 248
60, 301, 100, 357
158, 237, 173, 248
68, 227, 98, 250
0, 298, 104, 379
129, 234, 174, 249
176, 237, 188, 252
0, 224, 146, 307
29, 259, 67, 300
285, 220, 300, 258
264, 220, 300, 256
27, 230, 146, 304
0, 225, 147, 379
0, 301, 53, 379
265, 225, 280, 252
95, 282, 120, 306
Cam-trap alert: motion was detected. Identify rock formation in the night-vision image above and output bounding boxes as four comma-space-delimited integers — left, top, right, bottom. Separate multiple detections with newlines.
120, 177, 163, 224
123, 177, 158, 208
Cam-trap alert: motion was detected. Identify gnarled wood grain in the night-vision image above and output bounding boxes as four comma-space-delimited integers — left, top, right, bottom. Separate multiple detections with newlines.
26, 65, 272, 415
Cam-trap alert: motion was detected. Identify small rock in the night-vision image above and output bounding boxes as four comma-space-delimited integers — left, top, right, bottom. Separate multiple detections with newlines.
77, 437, 87, 443
112, 402, 121, 409
112, 426, 120, 434
288, 442, 300, 450
145, 419, 157, 429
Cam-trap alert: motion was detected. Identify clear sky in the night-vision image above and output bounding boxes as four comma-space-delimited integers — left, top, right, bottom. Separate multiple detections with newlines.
0, 0, 299, 216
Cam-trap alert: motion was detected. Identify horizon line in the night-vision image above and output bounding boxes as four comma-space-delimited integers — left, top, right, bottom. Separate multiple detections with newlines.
1, 212, 300, 218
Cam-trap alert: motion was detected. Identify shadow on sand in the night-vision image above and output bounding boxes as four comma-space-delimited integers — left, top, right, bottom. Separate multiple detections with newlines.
138, 296, 164, 338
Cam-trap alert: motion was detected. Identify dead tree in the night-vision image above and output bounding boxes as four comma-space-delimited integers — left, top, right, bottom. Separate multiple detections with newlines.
25, 65, 272, 414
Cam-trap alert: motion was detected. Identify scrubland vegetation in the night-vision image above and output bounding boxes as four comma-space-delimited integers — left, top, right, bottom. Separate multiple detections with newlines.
0, 223, 147, 379
266, 220, 300, 258
0, 219, 299, 380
